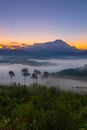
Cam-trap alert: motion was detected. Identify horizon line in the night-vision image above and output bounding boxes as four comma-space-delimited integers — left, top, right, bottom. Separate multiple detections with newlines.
0, 39, 87, 50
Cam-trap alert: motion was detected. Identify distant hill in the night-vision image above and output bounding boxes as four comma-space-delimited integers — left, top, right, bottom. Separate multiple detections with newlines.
0, 39, 87, 58
0, 49, 30, 56
53, 65, 87, 77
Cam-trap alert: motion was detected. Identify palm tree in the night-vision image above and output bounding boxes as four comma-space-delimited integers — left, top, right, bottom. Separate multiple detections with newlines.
34, 69, 41, 82
21, 68, 30, 86
42, 71, 49, 85
9, 71, 15, 84
34, 69, 41, 75
43, 71, 49, 78
31, 73, 38, 83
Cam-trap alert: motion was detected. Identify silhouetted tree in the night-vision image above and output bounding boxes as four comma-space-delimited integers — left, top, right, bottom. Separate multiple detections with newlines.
9, 71, 15, 84
34, 69, 41, 82
43, 71, 49, 78
21, 68, 30, 86
34, 69, 41, 75
31, 73, 38, 83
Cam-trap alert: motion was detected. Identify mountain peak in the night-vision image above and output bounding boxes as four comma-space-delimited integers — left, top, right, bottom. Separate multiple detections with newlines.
53, 39, 64, 42
53, 39, 70, 45
21, 39, 79, 57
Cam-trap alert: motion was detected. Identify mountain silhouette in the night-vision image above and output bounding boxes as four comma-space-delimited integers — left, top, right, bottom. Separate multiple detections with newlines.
21, 39, 80, 57
0, 40, 86, 58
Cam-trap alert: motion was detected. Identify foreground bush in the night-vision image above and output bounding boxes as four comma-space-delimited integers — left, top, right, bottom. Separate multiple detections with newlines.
0, 84, 87, 130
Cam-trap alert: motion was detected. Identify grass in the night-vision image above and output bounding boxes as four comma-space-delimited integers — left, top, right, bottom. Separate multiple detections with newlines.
0, 84, 87, 130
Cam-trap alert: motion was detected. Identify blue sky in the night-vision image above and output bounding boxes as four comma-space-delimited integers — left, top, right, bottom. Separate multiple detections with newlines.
0, 0, 87, 48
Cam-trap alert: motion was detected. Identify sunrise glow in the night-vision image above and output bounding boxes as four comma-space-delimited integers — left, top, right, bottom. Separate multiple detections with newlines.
0, 39, 87, 50
0, 0, 87, 50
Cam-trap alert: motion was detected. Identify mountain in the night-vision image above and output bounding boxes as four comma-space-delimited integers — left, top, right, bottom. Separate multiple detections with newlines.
20, 40, 81, 57
23, 40, 78, 52
0, 39, 86, 58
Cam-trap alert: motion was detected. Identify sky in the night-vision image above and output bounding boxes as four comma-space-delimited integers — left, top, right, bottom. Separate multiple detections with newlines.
0, 0, 87, 49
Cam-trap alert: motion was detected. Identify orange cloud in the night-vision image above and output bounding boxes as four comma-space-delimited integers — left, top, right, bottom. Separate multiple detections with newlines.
0, 45, 3, 49
0, 41, 29, 49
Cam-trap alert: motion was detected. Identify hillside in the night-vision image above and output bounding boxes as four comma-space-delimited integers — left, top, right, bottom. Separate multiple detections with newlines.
0, 84, 87, 130
54, 65, 87, 77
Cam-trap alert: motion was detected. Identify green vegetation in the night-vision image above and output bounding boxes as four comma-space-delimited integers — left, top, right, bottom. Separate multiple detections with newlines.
0, 84, 87, 130
56, 68, 87, 77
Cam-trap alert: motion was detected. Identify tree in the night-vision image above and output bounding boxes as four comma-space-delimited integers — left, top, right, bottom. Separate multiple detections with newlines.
43, 71, 49, 78
9, 71, 15, 84
42, 71, 49, 85
34, 69, 41, 75
21, 68, 30, 86
34, 69, 41, 82
31, 73, 38, 83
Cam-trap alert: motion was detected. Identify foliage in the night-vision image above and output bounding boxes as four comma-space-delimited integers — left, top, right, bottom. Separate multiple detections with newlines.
34, 69, 41, 75
31, 73, 38, 83
21, 68, 30, 86
43, 71, 49, 78
0, 84, 87, 129
57, 68, 87, 77
9, 71, 15, 83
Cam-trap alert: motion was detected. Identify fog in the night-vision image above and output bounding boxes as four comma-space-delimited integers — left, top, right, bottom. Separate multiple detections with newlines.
0, 58, 87, 92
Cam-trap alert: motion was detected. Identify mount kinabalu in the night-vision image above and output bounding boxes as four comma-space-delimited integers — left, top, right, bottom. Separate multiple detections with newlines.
23, 40, 78, 52
21, 39, 80, 57
0, 40, 85, 57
